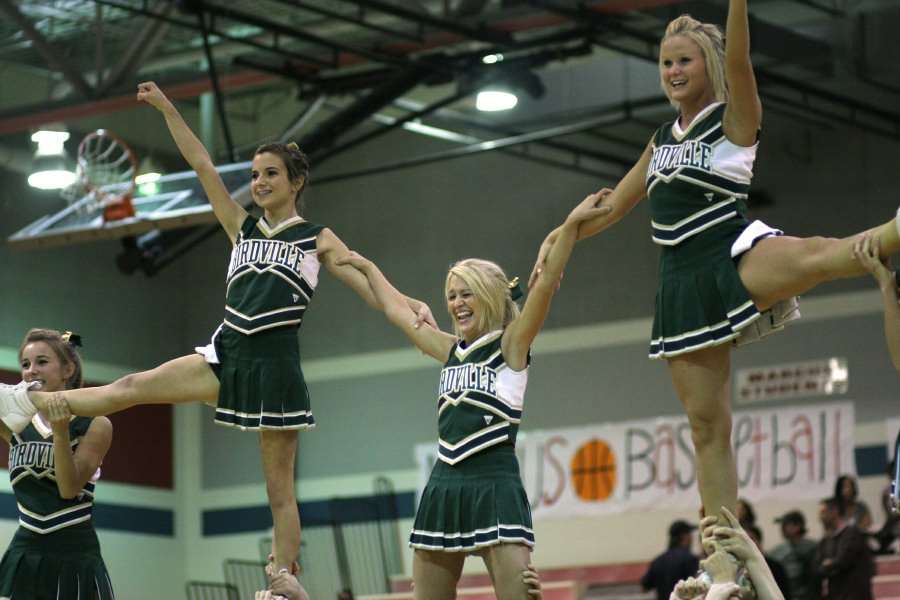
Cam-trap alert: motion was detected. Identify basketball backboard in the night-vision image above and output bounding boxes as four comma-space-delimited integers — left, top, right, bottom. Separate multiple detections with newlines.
7, 161, 252, 252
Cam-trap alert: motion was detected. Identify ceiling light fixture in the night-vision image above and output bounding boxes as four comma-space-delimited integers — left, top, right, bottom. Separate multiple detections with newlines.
474, 68, 545, 113
476, 89, 518, 111
27, 129, 76, 190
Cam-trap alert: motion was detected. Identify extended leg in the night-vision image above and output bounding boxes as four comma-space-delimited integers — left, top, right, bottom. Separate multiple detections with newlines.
0, 354, 218, 431
740, 217, 900, 310
33, 354, 219, 416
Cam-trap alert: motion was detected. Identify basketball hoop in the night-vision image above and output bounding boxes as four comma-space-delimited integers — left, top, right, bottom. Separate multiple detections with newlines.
58, 162, 89, 209
77, 129, 138, 222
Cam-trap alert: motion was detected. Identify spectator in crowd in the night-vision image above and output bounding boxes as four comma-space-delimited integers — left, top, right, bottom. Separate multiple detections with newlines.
834, 474, 872, 532
643, 519, 701, 600
769, 510, 818, 600
736, 498, 757, 530
814, 496, 874, 600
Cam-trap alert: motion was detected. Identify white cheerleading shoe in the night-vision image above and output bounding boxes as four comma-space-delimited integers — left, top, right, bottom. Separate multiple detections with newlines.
0, 381, 40, 433
734, 296, 801, 348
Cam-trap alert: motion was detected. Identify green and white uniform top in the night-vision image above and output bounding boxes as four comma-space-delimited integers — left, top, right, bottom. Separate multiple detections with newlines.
7, 415, 98, 534
437, 330, 527, 465
644, 102, 797, 358
647, 102, 757, 246
223, 215, 324, 335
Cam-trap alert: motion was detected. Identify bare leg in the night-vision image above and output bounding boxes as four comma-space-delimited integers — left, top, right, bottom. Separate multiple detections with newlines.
260, 429, 300, 574
29, 354, 218, 415
481, 543, 532, 600
412, 549, 464, 600
740, 219, 900, 309
668, 344, 735, 524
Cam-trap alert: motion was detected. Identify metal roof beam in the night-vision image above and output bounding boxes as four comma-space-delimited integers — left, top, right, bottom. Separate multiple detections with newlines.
96, 3, 177, 97
526, 0, 899, 136
268, 0, 424, 42
93, 0, 336, 68
313, 101, 664, 185
299, 62, 437, 154
0, 71, 276, 136
646, 0, 834, 75
334, 0, 514, 46
0, 0, 94, 99
196, 1, 410, 67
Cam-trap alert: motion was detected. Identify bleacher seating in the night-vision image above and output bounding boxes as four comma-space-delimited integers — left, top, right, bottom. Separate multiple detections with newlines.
877, 554, 900, 599
880, 555, 900, 576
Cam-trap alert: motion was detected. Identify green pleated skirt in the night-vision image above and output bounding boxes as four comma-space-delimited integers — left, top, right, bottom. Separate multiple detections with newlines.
410, 444, 534, 552
0, 524, 115, 600
650, 218, 767, 359
207, 325, 314, 430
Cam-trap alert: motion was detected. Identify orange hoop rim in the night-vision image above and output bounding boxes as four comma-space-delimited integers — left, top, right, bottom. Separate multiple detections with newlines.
77, 129, 138, 206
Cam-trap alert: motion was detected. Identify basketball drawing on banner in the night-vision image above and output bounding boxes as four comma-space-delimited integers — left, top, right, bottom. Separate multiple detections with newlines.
571, 439, 617, 501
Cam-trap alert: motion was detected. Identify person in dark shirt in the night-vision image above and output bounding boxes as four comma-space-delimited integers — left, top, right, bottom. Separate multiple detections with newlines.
814, 496, 874, 600
770, 509, 818, 600
642, 519, 700, 600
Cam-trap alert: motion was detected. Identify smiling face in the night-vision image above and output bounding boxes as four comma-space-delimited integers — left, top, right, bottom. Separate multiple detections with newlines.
20, 341, 75, 393
251, 152, 302, 213
445, 259, 520, 344
446, 274, 483, 343
659, 35, 713, 109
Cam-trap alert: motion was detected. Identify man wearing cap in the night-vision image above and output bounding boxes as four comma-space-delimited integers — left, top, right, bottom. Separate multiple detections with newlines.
769, 510, 818, 600
641, 519, 700, 600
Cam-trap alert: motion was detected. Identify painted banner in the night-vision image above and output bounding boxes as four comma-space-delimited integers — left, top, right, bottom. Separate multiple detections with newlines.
415, 402, 855, 519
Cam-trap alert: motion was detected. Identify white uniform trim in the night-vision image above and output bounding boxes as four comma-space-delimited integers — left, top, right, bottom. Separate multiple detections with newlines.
730, 219, 782, 257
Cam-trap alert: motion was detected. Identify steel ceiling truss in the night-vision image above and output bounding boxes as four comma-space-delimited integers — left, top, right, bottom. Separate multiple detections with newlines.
524, 0, 900, 142
7, 1, 897, 144
0, 0, 94, 97
6, 0, 900, 273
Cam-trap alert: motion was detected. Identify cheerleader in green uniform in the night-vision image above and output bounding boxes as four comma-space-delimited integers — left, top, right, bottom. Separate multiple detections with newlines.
0, 82, 433, 583
336, 194, 608, 600
0, 329, 114, 600
532, 0, 900, 546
